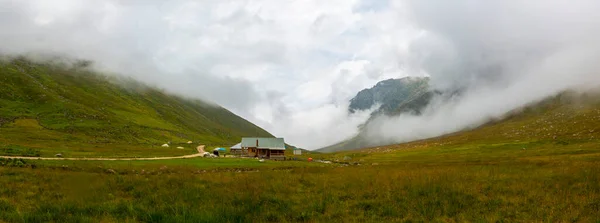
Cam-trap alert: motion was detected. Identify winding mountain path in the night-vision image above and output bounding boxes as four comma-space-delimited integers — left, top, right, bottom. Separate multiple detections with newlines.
0, 145, 206, 161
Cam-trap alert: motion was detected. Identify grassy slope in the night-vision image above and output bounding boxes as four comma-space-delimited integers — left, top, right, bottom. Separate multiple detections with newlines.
319, 89, 599, 152
0, 57, 272, 157
0, 91, 598, 222
346, 91, 600, 163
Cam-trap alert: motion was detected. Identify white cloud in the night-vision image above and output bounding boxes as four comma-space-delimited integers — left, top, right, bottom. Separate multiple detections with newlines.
1, 0, 414, 149
2, 0, 597, 149
266, 102, 376, 150
362, 0, 600, 146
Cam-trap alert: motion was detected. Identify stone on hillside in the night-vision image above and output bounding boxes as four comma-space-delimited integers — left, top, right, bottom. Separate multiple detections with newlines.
177, 146, 184, 149
343, 156, 352, 161
55, 153, 63, 157
161, 144, 169, 148
187, 141, 193, 144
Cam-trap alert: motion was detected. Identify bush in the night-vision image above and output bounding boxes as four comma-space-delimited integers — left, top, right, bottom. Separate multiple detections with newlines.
0, 145, 41, 157
0, 158, 29, 167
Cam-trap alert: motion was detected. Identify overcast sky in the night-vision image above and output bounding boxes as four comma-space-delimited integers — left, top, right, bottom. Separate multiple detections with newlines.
1, 0, 599, 149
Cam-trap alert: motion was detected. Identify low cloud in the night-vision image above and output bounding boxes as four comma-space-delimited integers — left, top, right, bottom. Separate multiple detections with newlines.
363, 0, 600, 146
0, 0, 399, 149
1, 0, 598, 149
266, 102, 376, 150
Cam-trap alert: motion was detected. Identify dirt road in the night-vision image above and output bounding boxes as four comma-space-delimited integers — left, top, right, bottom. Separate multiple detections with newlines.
0, 145, 206, 161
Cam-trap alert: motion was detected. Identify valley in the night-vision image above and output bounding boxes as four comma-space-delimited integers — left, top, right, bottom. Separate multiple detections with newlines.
0, 58, 599, 221
2, 1, 600, 222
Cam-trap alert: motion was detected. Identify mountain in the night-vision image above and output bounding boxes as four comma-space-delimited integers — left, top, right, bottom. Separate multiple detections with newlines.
319, 76, 435, 152
359, 90, 600, 155
349, 77, 431, 115
0, 56, 272, 152
320, 73, 600, 153
321, 81, 600, 153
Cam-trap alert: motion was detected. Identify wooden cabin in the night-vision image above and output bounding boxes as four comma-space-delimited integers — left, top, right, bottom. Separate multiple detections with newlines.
241, 137, 286, 160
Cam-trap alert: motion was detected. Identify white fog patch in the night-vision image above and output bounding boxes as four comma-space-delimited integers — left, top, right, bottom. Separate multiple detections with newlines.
266, 102, 377, 150
2, 0, 599, 149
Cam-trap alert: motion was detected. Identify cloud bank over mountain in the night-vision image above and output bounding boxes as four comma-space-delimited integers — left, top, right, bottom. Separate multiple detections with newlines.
1, 0, 599, 149
363, 0, 600, 146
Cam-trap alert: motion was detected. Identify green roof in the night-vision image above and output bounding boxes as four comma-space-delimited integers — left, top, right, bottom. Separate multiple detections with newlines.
241, 137, 285, 150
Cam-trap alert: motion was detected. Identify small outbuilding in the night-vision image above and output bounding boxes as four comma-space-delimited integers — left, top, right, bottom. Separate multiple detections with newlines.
293, 148, 302, 155
230, 143, 243, 155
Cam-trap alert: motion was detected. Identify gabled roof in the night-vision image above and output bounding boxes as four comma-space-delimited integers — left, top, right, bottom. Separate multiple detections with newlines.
230, 143, 242, 149
241, 137, 285, 150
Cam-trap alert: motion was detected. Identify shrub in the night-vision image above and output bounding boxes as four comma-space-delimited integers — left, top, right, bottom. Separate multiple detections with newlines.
0, 145, 41, 157
0, 158, 29, 167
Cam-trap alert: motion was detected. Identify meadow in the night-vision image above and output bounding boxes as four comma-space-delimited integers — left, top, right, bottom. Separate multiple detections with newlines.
0, 143, 599, 222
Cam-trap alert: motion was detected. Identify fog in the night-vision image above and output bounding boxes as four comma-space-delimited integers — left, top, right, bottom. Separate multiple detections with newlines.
364, 0, 600, 146
1, 0, 599, 149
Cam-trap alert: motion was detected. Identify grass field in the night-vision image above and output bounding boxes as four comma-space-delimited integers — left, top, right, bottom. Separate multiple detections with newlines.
32, 157, 327, 170
0, 148, 598, 222
0, 142, 198, 158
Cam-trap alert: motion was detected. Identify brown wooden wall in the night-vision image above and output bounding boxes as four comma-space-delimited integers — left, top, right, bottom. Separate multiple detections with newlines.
242, 147, 285, 160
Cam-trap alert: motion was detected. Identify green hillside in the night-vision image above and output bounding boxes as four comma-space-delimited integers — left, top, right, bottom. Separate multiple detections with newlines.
338, 91, 600, 160
320, 90, 600, 153
0, 56, 272, 157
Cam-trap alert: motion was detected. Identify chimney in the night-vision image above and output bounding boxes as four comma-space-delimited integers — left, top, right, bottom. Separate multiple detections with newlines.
256, 139, 259, 147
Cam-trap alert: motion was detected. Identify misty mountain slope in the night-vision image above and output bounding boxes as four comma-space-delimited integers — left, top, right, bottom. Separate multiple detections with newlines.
319, 76, 600, 153
317, 130, 374, 153
337, 91, 600, 156
353, 91, 600, 161
319, 77, 435, 152
0, 57, 272, 150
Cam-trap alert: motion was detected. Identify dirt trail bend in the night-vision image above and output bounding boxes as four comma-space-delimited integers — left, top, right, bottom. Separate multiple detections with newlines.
0, 145, 206, 161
